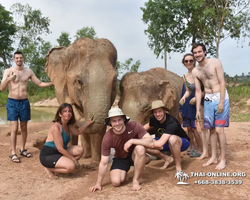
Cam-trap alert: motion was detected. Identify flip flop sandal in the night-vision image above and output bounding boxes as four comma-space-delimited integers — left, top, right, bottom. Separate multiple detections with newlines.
189, 151, 201, 157
20, 149, 33, 158
9, 154, 21, 163
187, 148, 195, 155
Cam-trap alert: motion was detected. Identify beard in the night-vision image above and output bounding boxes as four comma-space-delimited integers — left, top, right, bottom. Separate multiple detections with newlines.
16, 62, 23, 67
196, 55, 205, 63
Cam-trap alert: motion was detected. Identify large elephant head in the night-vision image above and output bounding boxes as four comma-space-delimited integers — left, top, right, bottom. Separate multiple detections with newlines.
45, 38, 117, 161
118, 68, 183, 125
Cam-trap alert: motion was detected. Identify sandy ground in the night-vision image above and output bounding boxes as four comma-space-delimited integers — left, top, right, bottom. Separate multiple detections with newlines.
0, 99, 249, 200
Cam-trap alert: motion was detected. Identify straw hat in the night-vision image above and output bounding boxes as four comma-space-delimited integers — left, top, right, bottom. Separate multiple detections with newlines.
149, 100, 166, 111
105, 107, 130, 126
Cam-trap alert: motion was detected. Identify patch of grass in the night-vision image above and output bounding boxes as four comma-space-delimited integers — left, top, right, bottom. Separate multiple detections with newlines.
227, 84, 250, 102
0, 90, 8, 106
28, 89, 56, 103
230, 113, 250, 122
228, 83, 250, 122
0, 88, 55, 106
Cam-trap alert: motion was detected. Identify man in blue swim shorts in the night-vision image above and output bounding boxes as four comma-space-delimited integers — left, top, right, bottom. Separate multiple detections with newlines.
192, 43, 230, 170
0, 51, 53, 163
144, 100, 190, 173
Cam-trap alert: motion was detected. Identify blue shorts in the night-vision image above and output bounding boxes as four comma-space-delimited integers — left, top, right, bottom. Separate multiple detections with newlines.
182, 117, 196, 128
155, 137, 190, 152
6, 98, 31, 122
204, 99, 230, 129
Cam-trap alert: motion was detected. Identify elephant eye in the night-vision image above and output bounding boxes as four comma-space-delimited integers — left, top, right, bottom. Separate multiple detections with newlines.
78, 80, 83, 86
141, 105, 151, 112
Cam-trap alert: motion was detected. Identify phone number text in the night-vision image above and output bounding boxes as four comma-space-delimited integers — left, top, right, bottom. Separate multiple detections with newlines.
194, 180, 243, 185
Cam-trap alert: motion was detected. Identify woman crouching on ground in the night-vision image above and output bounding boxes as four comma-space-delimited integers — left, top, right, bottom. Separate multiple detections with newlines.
39, 103, 94, 179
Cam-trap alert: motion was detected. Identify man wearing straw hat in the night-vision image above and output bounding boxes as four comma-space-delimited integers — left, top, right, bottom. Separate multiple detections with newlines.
89, 107, 154, 192
144, 100, 190, 173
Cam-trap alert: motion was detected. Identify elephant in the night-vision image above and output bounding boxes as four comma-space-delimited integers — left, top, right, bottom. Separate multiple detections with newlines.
45, 38, 117, 161
118, 67, 183, 126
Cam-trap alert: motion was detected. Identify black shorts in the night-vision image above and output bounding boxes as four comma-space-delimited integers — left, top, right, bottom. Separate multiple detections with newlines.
40, 145, 62, 168
110, 153, 134, 173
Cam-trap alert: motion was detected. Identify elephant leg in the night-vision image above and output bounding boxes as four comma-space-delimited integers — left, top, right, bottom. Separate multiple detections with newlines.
80, 133, 91, 158
90, 126, 106, 162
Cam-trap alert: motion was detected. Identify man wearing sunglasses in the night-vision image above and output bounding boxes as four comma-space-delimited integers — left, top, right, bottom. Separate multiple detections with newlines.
144, 100, 190, 173
192, 43, 230, 170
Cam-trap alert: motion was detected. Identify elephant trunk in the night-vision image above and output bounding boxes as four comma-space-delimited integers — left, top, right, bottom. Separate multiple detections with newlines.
84, 95, 111, 134
83, 90, 112, 161
81, 64, 116, 161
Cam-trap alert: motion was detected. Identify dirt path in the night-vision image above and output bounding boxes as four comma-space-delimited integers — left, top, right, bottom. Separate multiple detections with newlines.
0, 121, 249, 200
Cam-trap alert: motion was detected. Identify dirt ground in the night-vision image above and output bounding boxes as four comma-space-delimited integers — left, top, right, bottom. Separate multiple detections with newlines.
0, 100, 249, 200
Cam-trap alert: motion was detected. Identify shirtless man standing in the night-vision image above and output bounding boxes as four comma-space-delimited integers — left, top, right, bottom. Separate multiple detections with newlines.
192, 43, 230, 170
0, 51, 53, 163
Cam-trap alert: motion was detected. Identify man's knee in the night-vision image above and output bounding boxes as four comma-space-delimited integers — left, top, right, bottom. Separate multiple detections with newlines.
111, 177, 122, 187
215, 127, 224, 135
11, 124, 18, 133
134, 145, 146, 156
20, 122, 28, 131
169, 135, 180, 144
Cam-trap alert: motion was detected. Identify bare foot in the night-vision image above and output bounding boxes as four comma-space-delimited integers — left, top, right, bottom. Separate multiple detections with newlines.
44, 168, 58, 179
132, 180, 142, 191
197, 153, 209, 160
215, 160, 226, 170
202, 157, 218, 167
160, 156, 174, 169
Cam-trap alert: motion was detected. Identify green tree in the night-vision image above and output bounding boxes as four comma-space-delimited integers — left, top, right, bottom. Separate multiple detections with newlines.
0, 4, 17, 69
57, 32, 71, 47
208, 0, 250, 58
117, 58, 140, 79
141, 0, 250, 65
10, 3, 51, 49
0, 3, 51, 78
74, 26, 98, 40
141, 0, 211, 69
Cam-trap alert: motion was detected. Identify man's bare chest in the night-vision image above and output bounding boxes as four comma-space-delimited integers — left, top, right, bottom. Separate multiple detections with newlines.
13, 70, 30, 83
197, 67, 216, 81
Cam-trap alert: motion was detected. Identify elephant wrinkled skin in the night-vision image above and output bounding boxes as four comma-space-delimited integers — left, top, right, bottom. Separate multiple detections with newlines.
119, 68, 183, 125
45, 38, 117, 161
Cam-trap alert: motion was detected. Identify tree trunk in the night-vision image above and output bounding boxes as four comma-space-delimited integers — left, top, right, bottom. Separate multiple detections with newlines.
0, 54, 10, 69
164, 50, 167, 69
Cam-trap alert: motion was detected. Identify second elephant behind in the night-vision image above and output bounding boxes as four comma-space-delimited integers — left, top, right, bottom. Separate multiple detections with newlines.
118, 67, 183, 125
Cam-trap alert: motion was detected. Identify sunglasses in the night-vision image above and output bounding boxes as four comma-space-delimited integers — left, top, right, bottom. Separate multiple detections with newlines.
184, 60, 194, 63
184, 59, 194, 63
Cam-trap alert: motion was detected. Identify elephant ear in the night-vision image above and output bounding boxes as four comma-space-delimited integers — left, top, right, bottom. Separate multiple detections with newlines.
45, 47, 67, 95
158, 80, 176, 111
